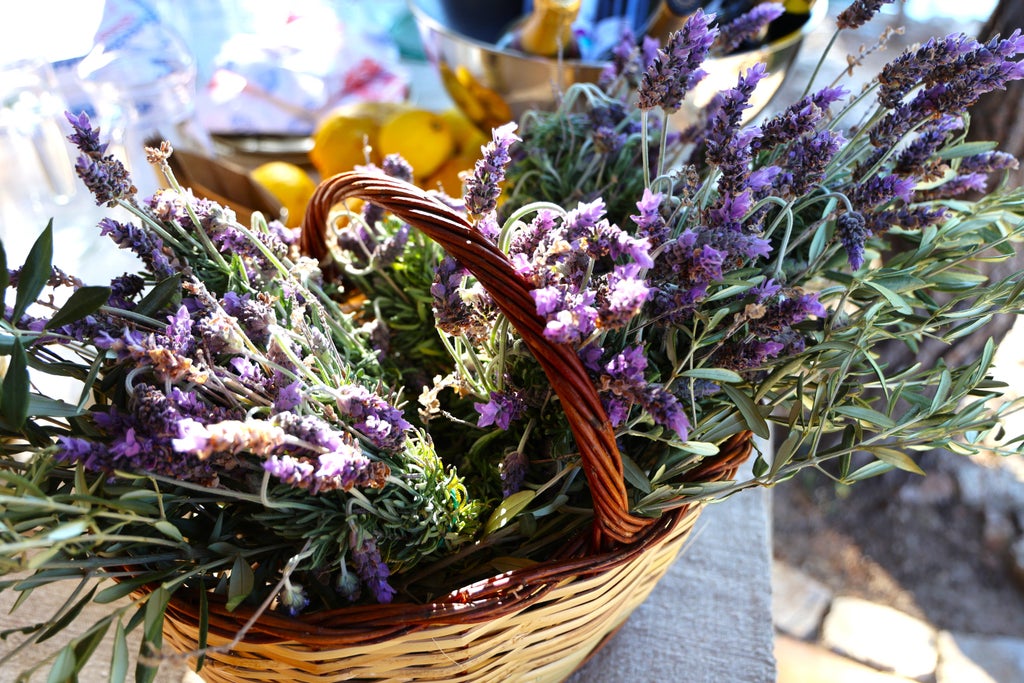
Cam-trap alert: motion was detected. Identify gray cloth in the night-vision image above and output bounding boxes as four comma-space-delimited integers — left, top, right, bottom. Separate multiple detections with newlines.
569, 484, 776, 683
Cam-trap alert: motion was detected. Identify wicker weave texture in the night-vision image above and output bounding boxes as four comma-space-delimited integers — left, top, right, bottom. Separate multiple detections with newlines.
162, 506, 701, 683
154, 173, 755, 682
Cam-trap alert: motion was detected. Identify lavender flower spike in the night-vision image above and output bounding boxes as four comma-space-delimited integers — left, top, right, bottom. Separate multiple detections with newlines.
350, 533, 396, 603
637, 9, 717, 113
464, 122, 520, 219
836, 0, 895, 31
65, 111, 136, 207
718, 3, 785, 54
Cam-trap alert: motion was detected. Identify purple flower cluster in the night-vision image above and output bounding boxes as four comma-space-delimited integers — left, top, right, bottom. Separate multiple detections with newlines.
869, 33, 1024, 151
588, 345, 690, 438
56, 384, 240, 484
717, 2, 784, 54
65, 111, 136, 207
511, 198, 652, 344
773, 129, 846, 198
599, 29, 660, 92
837, 211, 869, 270
431, 255, 488, 340
263, 447, 388, 494
754, 86, 848, 154
637, 9, 717, 113
464, 122, 520, 219
711, 281, 826, 372
474, 390, 527, 430
97, 217, 177, 280
500, 450, 528, 497
333, 384, 411, 452
836, 0, 894, 30
698, 64, 770, 200
350, 533, 396, 603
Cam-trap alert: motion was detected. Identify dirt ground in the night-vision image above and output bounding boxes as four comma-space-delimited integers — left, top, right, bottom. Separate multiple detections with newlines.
773, 461, 1024, 636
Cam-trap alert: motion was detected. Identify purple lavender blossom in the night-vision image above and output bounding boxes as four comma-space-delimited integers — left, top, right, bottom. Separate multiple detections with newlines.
641, 387, 690, 439
848, 174, 916, 212
837, 211, 869, 270
97, 218, 176, 279
55, 384, 240, 483
865, 206, 947, 234
754, 86, 848, 153
382, 154, 414, 183
376, 223, 410, 268
474, 390, 527, 430
877, 34, 977, 108
774, 130, 846, 198
64, 111, 105, 155
65, 111, 136, 207
917, 173, 989, 200
870, 40, 1024, 150
274, 380, 304, 413
173, 418, 286, 459
431, 256, 476, 336
350, 533, 396, 603
107, 274, 146, 310
263, 446, 389, 494
637, 9, 717, 113
630, 189, 669, 243
892, 116, 964, 179
221, 291, 274, 346
165, 306, 195, 355
500, 450, 528, 497
701, 65, 768, 199
464, 122, 520, 219
532, 286, 598, 345
334, 384, 411, 452
717, 2, 784, 54
959, 150, 1020, 174
836, 0, 895, 30
277, 581, 309, 617
599, 264, 650, 329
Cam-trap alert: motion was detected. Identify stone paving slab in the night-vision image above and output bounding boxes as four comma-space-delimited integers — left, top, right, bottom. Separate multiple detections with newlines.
776, 634, 917, 683
772, 560, 834, 640
936, 631, 1024, 683
821, 596, 938, 682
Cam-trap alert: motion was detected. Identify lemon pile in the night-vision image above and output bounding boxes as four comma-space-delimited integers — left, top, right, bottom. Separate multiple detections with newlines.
249, 103, 489, 228
309, 103, 488, 194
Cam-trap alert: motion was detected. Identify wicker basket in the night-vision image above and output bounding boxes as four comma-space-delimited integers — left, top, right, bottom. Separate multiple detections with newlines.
160, 172, 754, 682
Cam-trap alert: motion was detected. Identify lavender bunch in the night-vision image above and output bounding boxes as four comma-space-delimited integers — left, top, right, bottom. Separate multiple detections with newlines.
0, 116, 480, 679
396, 4, 1024, 522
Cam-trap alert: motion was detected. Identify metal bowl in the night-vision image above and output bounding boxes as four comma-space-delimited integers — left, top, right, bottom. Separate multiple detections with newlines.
409, 0, 828, 131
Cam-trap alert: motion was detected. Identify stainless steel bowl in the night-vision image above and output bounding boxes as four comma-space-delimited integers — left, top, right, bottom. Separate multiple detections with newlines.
409, 0, 828, 131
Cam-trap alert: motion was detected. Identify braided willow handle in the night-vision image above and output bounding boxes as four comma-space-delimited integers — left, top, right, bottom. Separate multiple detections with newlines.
300, 172, 654, 547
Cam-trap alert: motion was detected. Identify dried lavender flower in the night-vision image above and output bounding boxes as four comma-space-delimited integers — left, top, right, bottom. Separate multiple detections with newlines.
637, 9, 717, 113
717, 2, 784, 54
836, 0, 895, 31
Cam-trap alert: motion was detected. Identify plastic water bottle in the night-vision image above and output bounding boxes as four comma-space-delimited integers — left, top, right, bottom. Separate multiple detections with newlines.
75, 0, 212, 194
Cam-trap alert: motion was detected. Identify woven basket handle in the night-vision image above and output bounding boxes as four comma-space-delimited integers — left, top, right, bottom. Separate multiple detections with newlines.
300, 172, 654, 547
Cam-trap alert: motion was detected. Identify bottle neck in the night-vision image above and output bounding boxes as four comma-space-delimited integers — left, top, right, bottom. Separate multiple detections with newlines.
518, 0, 581, 58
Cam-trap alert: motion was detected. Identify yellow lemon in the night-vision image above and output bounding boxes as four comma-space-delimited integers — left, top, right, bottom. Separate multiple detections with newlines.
377, 109, 455, 180
249, 161, 317, 228
424, 147, 481, 196
309, 115, 380, 178
440, 108, 484, 150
